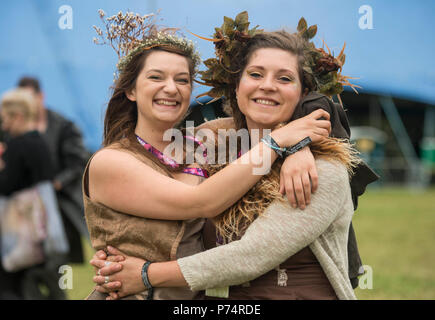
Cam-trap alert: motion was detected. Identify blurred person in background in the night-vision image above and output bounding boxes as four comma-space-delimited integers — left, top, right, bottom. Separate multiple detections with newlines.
0, 89, 54, 299
17, 77, 90, 269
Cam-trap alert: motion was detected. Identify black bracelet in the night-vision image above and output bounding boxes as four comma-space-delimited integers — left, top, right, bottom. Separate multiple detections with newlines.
141, 261, 154, 300
284, 137, 312, 157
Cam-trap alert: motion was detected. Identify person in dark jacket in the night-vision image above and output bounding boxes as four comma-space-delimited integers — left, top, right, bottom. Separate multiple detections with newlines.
17, 77, 90, 264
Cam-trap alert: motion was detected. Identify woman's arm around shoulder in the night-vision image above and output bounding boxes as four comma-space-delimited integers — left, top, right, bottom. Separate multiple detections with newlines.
88, 140, 277, 221
88, 110, 331, 221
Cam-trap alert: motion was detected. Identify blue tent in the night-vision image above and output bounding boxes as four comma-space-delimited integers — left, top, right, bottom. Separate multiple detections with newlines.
1, 0, 434, 151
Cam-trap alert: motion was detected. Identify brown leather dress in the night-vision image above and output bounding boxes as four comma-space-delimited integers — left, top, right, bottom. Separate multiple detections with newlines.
202, 219, 338, 300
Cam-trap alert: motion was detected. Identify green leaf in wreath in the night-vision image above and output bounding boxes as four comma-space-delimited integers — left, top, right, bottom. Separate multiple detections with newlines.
306, 25, 317, 39
235, 11, 248, 25
297, 17, 307, 32
223, 16, 235, 36
235, 11, 250, 31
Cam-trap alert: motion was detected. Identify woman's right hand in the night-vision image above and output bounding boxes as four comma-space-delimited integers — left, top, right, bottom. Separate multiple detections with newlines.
271, 109, 331, 147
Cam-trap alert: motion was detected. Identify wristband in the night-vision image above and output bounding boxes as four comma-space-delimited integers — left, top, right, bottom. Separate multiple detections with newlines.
141, 261, 154, 300
261, 134, 286, 158
262, 135, 312, 158
284, 137, 312, 157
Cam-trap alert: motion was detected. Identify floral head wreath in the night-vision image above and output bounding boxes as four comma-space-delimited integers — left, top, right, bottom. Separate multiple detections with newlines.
93, 10, 201, 79
195, 11, 359, 105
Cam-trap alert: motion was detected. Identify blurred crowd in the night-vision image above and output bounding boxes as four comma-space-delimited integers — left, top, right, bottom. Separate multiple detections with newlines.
0, 77, 91, 299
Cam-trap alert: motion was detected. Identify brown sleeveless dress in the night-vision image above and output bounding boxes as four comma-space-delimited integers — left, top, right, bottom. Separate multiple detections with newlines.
201, 219, 338, 300
83, 151, 205, 300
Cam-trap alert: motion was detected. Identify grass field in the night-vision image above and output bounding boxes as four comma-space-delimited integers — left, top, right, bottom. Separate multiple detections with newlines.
66, 187, 435, 300
352, 187, 435, 299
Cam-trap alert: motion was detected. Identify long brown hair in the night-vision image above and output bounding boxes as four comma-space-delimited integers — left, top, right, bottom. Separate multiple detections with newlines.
103, 46, 195, 174
211, 30, 360, 240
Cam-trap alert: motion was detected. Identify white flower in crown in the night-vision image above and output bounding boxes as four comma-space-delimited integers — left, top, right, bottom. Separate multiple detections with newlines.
117, 32, 201, 74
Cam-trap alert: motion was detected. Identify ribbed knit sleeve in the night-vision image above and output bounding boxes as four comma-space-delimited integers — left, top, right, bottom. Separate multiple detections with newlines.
178, 159, 350, 291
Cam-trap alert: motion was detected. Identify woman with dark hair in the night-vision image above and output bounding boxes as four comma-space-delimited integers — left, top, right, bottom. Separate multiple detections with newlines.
91, 15, 370, 300
84, 11, 330, 300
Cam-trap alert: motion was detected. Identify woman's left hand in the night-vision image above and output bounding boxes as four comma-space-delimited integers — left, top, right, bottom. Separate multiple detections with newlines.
90, 246, 146, 300
279, 146, 317, 210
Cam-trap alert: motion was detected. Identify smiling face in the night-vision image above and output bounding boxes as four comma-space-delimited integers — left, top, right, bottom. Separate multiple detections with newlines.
126, 50, 192, 129
235, 48, 302, 131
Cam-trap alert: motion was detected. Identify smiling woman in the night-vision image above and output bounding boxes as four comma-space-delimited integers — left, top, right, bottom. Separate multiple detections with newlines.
236, 48, 303, 131
125, 51, 192, 130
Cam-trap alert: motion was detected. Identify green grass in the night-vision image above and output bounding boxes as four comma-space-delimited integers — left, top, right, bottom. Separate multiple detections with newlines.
66, 187, 435, 300
67, 239, 96, 300
353, 187, 435, 300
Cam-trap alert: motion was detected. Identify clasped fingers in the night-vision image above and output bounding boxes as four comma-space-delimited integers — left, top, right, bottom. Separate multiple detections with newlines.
94, 277, 122, 292
90, 259, 123, 276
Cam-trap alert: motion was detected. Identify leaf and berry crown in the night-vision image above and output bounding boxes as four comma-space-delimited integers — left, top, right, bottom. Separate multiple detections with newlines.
195, 11, 359, 104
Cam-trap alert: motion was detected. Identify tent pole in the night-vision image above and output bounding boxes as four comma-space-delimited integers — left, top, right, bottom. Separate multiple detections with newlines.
378, 96, 427, 188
